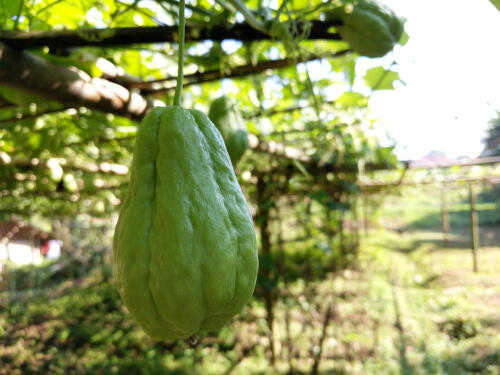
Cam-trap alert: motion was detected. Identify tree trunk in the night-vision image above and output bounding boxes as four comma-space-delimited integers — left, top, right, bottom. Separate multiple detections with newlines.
256, 176, 276, 365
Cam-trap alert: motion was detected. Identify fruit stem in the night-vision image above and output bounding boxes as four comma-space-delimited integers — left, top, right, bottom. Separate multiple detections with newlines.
173, 0, 186, 107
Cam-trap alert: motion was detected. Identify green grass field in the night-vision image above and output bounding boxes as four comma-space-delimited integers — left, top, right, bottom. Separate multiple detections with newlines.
2, 187, 500, 374
357, 227, 500, 375
377, 186, 500, 227
2, 225, 500, 374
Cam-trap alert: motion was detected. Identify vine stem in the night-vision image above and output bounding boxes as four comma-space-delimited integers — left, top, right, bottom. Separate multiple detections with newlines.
227, 0, 269, 35
173, 0, 186, 106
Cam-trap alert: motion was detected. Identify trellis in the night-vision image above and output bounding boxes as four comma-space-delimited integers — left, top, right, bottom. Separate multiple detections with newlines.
360, 156, 500, 273
0, 10, 404, 369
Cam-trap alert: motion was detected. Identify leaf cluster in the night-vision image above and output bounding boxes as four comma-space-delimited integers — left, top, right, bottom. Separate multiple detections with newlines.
0, 0, 404, 218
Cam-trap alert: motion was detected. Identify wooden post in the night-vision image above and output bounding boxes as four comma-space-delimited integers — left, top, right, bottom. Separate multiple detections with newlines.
362, 194, 369, 238
311, 303, 334, 375
30, 235, 36, 290
256, 176, 276, 365
441, 189, 449, 248
338, 209, 345, 267
325, 206, 334, 251
469, 183, 479, 272
305, 198, 312, 238
352, 198, 360, 254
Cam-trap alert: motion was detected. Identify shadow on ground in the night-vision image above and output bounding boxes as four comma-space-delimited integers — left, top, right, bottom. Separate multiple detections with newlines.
375, 225, 500, 254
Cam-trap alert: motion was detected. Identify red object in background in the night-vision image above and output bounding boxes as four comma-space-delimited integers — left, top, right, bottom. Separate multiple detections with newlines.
41, 241, 50, 256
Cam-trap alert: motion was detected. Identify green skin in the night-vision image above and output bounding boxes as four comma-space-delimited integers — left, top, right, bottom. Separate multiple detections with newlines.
112, 106, 258, 340
208, 96, 249, 165
329, 0, 404, 58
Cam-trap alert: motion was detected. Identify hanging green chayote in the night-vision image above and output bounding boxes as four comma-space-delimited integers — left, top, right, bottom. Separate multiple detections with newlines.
208, 95, 249, 165
112, 0, 258, 341
328, 0, 405, 57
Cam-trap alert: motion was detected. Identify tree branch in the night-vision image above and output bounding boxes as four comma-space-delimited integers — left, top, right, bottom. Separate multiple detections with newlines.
139, 50, 350, 94
0, 107, 73, 124
1, 154, 130, 176
0, 42, 150, 121
0, 20, 341, 50
243, 100, 337, 119
0, 94, 16, 109
0, 41, 358, 173
248, 134, 310, 162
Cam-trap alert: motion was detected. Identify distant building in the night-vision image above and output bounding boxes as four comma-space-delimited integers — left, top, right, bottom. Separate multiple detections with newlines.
410, 150, 452, 168
0, 220, 62, 272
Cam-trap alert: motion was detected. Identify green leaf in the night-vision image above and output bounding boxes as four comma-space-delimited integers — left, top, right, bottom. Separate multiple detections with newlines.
399, 31, 410, 46
489, 0, 500, 11
0, 86, 46, 106
335, 92, 368, 108
375, 146, 398, 165
0, 0, 22, 28
364, 66, 400, 91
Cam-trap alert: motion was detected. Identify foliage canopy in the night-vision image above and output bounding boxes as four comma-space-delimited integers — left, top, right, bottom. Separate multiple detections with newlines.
0, 0, 405, 219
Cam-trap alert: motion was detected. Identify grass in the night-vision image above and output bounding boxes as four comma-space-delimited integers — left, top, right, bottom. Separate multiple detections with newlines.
378, 187, 500, 230
2, 227, 500, 374
3, 184, 500, 375
359, 227, 500, 375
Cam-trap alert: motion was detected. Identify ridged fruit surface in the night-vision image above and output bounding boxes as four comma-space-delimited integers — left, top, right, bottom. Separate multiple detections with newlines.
113, 106, 258, 340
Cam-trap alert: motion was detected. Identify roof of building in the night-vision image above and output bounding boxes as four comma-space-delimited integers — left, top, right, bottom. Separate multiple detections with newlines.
0, 219, 56, 244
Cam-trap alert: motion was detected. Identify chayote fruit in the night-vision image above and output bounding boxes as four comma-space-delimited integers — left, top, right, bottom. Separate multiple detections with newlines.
208, 96, 249, 165
113, 106, 258, 340
328, 0, 404, 58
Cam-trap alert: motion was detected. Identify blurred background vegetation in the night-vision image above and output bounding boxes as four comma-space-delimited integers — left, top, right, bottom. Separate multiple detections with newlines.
1, 0, 500, 374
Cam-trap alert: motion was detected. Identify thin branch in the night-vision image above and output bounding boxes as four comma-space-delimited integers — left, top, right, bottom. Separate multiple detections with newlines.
222, 342, 258, 375
173, 0, 186, 106
226, 0, 269, 35
0, 20, 341, 49
311, 303, 335, 375
65, 134, 136, 148
243, 99, 336, 119
360, 175, 500, 190
1, 190, 124, 206
257, 158, 397, 177
158, 0, 216, 17
137, 51, 348, 88
0, 96, 16, 109
140, 50, 350, 94
1, 155, 129, 176
0, 107, 72, 124
13, 0, 25, 31
110, 0, 141, 21
248, 134, 310, 162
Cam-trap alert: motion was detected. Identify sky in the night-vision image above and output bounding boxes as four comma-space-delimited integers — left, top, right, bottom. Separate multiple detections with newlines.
361, 0, 500, 161
164, 0, 500, 162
